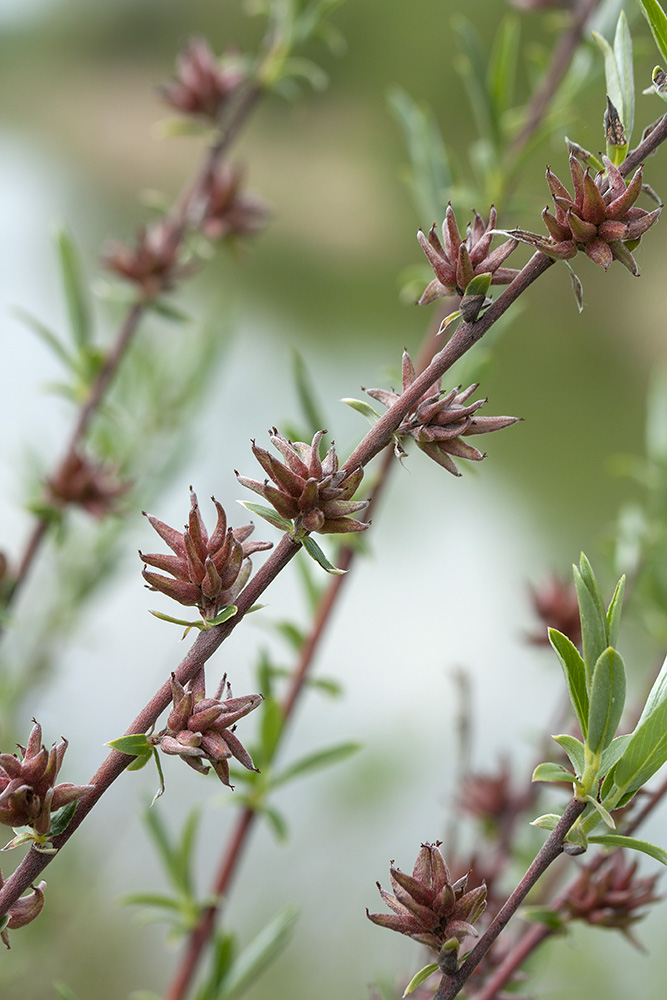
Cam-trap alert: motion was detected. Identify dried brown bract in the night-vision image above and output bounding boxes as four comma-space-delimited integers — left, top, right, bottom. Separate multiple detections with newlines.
417, 204, 519, 305
161, 38, 245, 120
0, 721, 92, 838
367, 842, 487, 958
506, 154, 662, 274
237, 430, 369, 534
156, 669, 261, 787
140, 491, 272, 621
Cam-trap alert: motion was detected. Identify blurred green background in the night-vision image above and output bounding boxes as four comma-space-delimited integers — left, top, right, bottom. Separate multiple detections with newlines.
1, 1, 667, 998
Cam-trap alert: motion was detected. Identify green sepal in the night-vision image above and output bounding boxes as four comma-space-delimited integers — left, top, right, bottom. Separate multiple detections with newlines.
548, 629, 589, 738
107, 734, 153, 756
301, 535, 346, 574
464, 272, 492, 297
341, 398, 381, 426
127, 750, 153, 772
530, 813, 561, 831
237, 501, 294, 533
564, 824, 588, 850
606, 575, 625, 649
402, 964, 439, 997
205, 606, 238, 628
48, 800, 78, 837
588, 834, 667, 866
552, 734, 586, 776
586, 647, 626, 754
532, 762, 576, 784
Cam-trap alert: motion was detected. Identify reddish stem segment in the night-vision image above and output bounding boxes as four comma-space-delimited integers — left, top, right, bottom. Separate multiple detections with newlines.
434, 798, 587, 1000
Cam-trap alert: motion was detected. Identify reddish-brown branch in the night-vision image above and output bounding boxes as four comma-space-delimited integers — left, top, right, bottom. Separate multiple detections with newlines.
434, 798, 587, 1000
507, 0, 602, 159
3, 80, 262, 613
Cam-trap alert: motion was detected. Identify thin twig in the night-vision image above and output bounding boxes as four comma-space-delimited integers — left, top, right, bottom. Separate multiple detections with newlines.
2, 79, 262, 615
507, 0, 602, 160
434, 798, 587, 1000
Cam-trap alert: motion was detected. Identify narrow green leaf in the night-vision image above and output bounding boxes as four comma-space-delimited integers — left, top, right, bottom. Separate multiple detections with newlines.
605, 575, 625, 648
121, 892, 185, 912
206, 606, 238, 627
53, 984, 81, 1000
614, 11, 635, 143
532, 762, 576, 784
599, 733, 632, 775
637, 0, 667, 66
292, 349, 327, 438
613, 692, 667, 796
148, 610, 205, 632
217, 905, 299, 1000
174, 809, 200, 898
454, 17, 500, 150
272, 621, 305, 652
259, 696, 285, 765
464, 272, 492, 297
387, 86, 452, 222
588, 834, 667, 866
13, 307, 76, 372
552, 734, 586, 776
519, 907, 565, 931
487, 14, 520, 118
143, 806, 180, 891
48, 801, 78, 837
302, 535, 346, 574
200, 931, 236, 997
146, 298, 192, 323
273, 742, 361, 787
259, 804, 289, 842
341, 398, 381, 426
56, 227, 92, 350
403, 963, 439, 997
548, 628, 589, 737
636, 651, 667, 729
583, 794, 616, 829
150, 747, 166, 805
587, 648, 626, 754
592, 30, 625, 132
573, 563, 607, 684
107, 734, 152, 756
237, 501, 294, 532
127, 751, 153, 771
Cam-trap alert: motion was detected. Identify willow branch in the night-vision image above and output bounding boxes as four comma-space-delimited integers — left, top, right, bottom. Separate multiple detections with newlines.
434, 798, 587, 1000
3, 79, 262, 614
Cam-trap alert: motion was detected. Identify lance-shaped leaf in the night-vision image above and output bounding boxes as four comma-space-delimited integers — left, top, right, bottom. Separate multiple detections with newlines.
588, 834, 667, 866
587, 647, 626, 755
403, 964, 439, 997
606, 575, 625, 648
637, 0, 667, 66
612, 690, 667, 798
532, 762, 576, 784
217, 905, 298, 1000
549, 628, 589, 737
552, 734, 586, 776
573, 556, 607, 685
